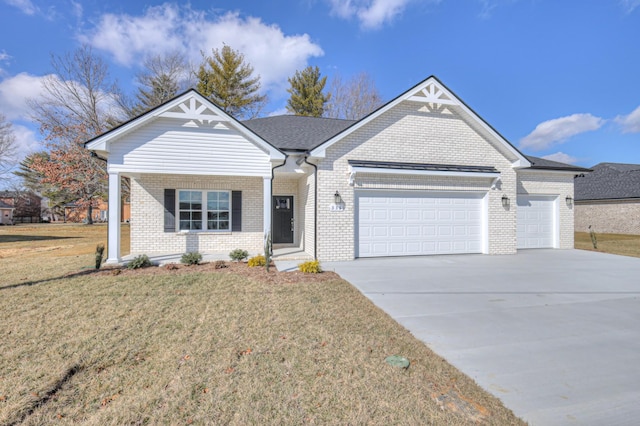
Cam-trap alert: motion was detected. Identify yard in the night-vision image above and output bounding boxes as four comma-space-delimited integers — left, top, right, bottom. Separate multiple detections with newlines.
0, 224, 523, 425
575, 231, 640, 258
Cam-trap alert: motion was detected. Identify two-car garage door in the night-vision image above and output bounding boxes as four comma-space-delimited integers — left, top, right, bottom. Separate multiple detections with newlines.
356, 191, 485, 258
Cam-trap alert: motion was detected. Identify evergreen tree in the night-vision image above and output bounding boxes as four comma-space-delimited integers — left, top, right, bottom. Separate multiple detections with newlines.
195, 45, 267, 119
286, 66, 329, 117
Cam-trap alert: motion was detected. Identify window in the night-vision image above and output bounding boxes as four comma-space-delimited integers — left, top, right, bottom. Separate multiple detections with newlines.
178, 190, 230, 231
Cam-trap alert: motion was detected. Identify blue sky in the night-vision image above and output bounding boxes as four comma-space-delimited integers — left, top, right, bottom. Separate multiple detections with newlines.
1, 0, 639, 170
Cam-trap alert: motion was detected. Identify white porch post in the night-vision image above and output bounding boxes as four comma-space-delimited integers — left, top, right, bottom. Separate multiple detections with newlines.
106, 171, 121, 264
263, 177, 272, 235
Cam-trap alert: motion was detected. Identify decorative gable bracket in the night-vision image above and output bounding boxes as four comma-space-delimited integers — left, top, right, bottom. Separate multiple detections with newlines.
155, 97, 230, 124
407, 82, 457, 106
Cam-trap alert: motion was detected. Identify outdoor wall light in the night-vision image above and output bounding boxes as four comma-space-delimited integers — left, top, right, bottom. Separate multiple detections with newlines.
566, 196, 573, 207
334, 191, 343, 204
501, 194, 510, 208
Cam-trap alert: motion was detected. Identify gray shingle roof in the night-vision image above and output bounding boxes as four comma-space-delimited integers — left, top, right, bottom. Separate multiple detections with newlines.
525, 156, 590, 172
242, 115, 355, 151
575, 163, 640, 201
0, 200, 13, 209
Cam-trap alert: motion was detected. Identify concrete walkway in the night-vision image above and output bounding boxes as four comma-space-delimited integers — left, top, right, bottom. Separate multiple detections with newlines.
326, 250, 640, 425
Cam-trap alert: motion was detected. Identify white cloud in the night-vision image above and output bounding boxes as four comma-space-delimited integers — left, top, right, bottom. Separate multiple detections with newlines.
0, 72, 49, 121
4, 0, 37, 15
615, 105, 640, 133
79, 4, 324, 92
541, 152, 578, 164
0, 51, 9, 62
327, 0, 414, 29
620, 0, 640, 14
11, 123, 42, 162
520, 113, 604, 151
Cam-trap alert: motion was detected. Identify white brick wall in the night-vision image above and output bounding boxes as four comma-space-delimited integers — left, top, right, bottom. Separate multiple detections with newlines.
130, 174, 264, 255
517, 171, 575, 249
316, 103, 518, 261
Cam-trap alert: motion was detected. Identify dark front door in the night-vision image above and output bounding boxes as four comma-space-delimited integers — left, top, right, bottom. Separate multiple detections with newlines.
272, 196, 294, 244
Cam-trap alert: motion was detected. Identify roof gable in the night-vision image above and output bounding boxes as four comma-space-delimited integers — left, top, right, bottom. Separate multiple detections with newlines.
309, 76, 530, 168
85, 90, 285, 160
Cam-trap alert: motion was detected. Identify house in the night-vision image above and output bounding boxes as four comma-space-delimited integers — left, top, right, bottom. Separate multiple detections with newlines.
574, 163, 640, 235
0, 191, 42, 224
85, 76, 589, 264
63, 198, 131, 223
0, 199, 14, 225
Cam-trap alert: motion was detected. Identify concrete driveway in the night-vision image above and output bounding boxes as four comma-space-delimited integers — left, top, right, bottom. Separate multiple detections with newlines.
326, 249, 640, 425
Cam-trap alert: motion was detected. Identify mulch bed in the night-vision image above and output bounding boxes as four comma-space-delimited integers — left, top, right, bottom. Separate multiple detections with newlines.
90, 260, 339, 284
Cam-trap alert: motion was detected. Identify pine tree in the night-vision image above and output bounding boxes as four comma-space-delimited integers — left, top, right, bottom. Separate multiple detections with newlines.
196, 45, 267, 119
286, 66, 329, 117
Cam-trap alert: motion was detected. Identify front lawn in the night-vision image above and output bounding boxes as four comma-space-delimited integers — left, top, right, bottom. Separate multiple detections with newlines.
0, 224, 523, 424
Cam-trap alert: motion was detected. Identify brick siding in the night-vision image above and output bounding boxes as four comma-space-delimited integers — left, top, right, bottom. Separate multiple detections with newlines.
575, 200, 640, 235
130, 174, 264, 255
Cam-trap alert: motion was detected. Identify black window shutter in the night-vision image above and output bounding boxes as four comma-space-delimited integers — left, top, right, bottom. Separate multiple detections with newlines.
232, 191, 242, 232
164, 189, 176, 232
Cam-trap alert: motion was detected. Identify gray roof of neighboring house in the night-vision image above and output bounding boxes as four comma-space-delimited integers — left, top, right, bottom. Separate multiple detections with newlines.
574, 162, 640, 201
0, 200, 13, 209
242, 115, 355, 151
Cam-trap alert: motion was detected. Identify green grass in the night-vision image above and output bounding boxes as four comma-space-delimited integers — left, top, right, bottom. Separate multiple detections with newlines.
0, 224, 524, 425
575, 232, 640, 258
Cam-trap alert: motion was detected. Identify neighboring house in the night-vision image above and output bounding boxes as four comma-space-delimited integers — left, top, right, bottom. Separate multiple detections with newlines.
0, 200, 14, 225
0, 191, 42, 223
85, 76, 589, 264
63, 198, 131, 223
574, 163, 640, 235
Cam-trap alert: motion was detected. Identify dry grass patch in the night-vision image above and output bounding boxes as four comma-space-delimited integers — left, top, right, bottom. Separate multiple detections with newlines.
575, 232, 640, 258
0, 225, 523, 425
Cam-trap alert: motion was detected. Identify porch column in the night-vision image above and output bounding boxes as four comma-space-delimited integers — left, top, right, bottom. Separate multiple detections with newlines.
105, 171, 121, 264
263, 177, 272, 235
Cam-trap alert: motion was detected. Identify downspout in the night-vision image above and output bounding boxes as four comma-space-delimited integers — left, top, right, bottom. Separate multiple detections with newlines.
302, 152, 318, 260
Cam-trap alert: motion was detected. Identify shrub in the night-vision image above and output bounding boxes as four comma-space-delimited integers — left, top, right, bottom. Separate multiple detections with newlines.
229, 249, 249, 262
181, 252, 203, 265
127, 254, 152, 269
299, 260, 322, 274
95, 244, 105, 269
248, 255, 266, 267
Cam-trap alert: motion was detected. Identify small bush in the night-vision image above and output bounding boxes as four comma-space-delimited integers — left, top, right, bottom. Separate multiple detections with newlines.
181, 252, 203, 265
95, 244, 105, 269
229, 249, 249, 262
299, 260, 322, 274
248, 255, 266, 267
127, 254, 152, 269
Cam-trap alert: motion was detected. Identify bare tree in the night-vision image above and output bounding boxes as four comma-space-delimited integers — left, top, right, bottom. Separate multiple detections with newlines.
325, 72, 384, 120
120, 51, 192, 118
0, 114, 17, 175
25, 45, 123, 223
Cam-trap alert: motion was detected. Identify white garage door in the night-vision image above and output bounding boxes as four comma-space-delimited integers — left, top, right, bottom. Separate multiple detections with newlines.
356, 191, 484, 258
517, 195, 556, 249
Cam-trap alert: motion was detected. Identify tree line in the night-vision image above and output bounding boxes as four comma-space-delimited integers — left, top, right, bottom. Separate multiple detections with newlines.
4, 44, 383, 223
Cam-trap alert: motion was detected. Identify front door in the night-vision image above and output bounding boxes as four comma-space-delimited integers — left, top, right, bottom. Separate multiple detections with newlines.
272, 196, 294, 244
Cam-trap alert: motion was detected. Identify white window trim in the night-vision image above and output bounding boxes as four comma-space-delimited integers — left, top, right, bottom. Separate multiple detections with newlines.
176, 189, 232, 232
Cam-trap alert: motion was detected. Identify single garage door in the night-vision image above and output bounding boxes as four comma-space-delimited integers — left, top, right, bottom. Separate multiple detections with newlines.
356, 191, 484, 258
517, 195, 556, 249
